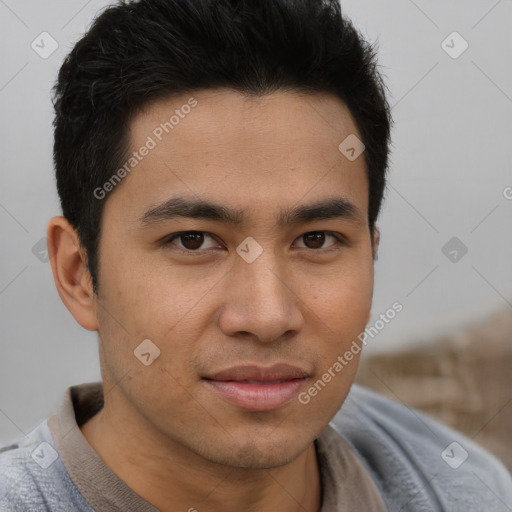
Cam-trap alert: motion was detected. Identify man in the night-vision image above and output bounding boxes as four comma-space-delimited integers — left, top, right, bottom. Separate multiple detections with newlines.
1, 0, 511, 510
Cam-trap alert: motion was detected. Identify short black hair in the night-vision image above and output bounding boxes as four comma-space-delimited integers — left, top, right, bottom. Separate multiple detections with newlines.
52, 0, 392, 293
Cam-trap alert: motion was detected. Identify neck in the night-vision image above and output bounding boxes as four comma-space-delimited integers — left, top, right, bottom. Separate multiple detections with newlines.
80, 388, 322, 512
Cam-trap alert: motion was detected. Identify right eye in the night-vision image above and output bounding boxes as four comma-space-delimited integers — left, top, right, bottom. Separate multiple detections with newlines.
164, 231, 223, 253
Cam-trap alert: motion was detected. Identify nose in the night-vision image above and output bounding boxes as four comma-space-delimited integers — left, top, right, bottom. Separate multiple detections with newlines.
217, 252, 304, 344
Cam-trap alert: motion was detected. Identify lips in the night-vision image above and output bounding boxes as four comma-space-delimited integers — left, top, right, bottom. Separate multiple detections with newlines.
207, 363, 309, 382
202, 364, 309, 411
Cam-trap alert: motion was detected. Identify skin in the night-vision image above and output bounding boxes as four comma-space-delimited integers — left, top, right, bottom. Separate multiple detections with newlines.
47, 88, 379, 512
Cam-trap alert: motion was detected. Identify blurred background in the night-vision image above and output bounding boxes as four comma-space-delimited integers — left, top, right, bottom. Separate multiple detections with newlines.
1, 0, 511, 469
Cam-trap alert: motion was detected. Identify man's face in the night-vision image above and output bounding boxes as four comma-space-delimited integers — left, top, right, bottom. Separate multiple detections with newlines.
93, 88, 376, 469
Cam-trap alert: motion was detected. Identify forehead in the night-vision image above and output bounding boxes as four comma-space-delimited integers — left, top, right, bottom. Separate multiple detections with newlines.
104, 88, 368, 225
133, 88, 359, 150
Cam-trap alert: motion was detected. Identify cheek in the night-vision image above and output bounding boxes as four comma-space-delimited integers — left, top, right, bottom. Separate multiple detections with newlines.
301, 257, 373, 409
308, 261, 374, 338
96, 260, 217, 384
97, 244, 198, 333
298, 271, 372, 419
132, 267, 225, 340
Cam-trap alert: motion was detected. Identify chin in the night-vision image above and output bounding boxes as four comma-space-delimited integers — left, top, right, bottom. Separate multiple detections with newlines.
195, 429, 312, 470
212, 447, 301, 470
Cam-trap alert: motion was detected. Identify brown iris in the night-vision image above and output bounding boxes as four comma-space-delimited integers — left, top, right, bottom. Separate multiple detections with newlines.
180, 232, 205, 250
302, 232, 325, 249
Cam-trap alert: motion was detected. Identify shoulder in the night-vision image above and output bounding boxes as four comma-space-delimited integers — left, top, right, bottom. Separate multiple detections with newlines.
329, 384, 512, 511
0, 420, 92, 512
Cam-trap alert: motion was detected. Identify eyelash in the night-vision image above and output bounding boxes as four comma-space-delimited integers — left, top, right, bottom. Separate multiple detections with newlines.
163, 231, 348, 255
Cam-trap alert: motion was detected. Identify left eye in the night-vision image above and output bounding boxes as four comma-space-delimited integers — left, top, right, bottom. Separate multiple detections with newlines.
293, 231, 344, 250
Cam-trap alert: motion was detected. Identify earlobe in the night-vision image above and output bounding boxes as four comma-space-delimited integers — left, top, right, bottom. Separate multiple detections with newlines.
47, 216, 99, 331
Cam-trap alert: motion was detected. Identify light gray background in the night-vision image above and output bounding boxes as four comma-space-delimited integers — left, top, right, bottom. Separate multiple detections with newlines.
1, 0, 511, 447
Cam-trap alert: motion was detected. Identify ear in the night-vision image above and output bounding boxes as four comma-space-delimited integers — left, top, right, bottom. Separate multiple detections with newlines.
47, 216, 99, 331
364, 226, 381, 326
371, 226, 380, 261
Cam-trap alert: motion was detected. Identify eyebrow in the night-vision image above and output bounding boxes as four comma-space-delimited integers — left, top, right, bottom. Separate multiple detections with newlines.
138, 196, 365, 228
